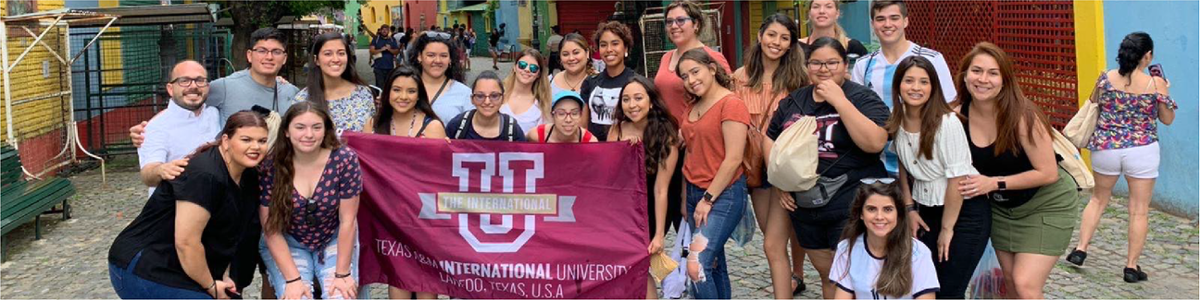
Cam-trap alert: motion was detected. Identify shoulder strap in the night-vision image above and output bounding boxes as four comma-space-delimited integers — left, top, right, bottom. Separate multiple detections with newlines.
503, 115, 516, 141
455, 110, 473, 139
415, 116, 434, 137
581, 127, 593, 143
863, 51, 879, 89
431, 77, 451, 104
537, 124, 548, 143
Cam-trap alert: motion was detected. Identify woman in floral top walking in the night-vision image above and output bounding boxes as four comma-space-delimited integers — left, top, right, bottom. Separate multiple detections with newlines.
296, 33, 375, 134
1067, 32, 1176, 283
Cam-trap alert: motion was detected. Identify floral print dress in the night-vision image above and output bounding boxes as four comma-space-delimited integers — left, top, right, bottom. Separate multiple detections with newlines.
296, 85, 377, 134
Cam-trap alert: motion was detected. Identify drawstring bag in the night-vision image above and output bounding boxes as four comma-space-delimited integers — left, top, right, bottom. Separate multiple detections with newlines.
766, 116, 819, 191
662, 221, 692, 299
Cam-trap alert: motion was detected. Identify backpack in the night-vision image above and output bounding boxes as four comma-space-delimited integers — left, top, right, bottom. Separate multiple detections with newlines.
766, 116, 820, 191
1050, 129, 1094, 190
454, 110, 517, 141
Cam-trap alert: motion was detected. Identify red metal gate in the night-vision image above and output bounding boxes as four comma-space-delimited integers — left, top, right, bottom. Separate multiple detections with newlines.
906, 1, 1078, 128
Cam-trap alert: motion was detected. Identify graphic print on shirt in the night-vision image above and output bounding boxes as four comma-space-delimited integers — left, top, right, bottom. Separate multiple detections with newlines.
782, 112, 842, 160
588, 86, 620, 125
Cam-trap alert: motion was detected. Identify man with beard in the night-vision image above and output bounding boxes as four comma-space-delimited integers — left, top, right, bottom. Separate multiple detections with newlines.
136, 60, 220, 196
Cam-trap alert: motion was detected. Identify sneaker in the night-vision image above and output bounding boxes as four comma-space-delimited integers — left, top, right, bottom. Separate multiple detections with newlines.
1066, 249, 1087, 266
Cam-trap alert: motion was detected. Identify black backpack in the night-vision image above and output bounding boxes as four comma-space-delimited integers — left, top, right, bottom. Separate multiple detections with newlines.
454, 110, 517, 141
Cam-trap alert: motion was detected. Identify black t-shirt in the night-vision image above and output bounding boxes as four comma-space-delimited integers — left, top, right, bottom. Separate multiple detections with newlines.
446, 110, 528, 141
490, 28, 505, 46
108, 146, 261, 291
800, 38, 870, 64
580, 67, 637, 141
766, 80, 889, 211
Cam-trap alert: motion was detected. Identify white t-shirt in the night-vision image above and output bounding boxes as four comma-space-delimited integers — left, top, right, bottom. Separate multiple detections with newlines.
829, 234, 940, 299
851, 41, 958, 109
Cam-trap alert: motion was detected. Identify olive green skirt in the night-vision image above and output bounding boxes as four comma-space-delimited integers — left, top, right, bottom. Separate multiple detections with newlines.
991, 167, 1081, 256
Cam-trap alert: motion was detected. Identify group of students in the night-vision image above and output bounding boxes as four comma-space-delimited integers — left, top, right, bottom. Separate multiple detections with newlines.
107, 0, 1176, 299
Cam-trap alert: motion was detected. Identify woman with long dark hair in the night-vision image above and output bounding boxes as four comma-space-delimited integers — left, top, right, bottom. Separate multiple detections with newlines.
1068, 32, 1176, 283
581, 21, 639, 141
109, 111, 269, 299
734, 13, 811, 298
408, 32, 473, 122
608, 76, 680, 298
676, 48, 750, 299
952, 42, 1079, 298
258, 102, 363, 300
365, 66, 446, 139
829, 182, 940, 299
295, 33, 374, 134
501, 49, 554, 133
765, 37, 890, 299
655, 0, 733, 123
886, 56, 987, 299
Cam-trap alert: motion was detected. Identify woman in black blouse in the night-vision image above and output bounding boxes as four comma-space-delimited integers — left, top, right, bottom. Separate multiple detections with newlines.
108, 111, 269, 299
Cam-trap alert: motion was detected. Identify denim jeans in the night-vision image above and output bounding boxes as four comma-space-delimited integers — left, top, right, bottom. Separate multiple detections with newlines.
109, 251, 213, 299
259, 230, 365, 299
685, 176, 747, 299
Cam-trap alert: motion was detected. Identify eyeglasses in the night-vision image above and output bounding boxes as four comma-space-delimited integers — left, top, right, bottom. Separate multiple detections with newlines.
552, 109, 581, 118
807, 60, 843, 71
517, 61, 541, 74
252, 48, 286, 57
170, 77, 209, 87
471, 92, 504, 102
860, 178, 896, 185
305, 201, 319, 227
664, 16, 693, 27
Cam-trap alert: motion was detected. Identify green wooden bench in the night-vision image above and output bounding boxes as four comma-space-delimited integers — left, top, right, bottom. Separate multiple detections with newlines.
1, 145, 75, 261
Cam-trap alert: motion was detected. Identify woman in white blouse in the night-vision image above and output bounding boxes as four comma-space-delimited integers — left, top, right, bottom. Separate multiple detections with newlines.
884, 56, 987, 299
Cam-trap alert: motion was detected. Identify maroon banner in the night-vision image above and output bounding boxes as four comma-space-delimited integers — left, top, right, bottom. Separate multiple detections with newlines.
345, 132, 649, 299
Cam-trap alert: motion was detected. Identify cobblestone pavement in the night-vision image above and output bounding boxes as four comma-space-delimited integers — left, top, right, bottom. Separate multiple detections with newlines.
3, 159, 1197, 299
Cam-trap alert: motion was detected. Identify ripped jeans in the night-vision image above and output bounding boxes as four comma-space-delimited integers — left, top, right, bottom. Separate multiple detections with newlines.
685, 176, 747, 299
259, 230, 366, 299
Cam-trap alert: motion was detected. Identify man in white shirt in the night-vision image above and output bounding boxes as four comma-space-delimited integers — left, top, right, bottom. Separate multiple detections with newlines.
137, 60, 220, 196
851, 0, 957, 176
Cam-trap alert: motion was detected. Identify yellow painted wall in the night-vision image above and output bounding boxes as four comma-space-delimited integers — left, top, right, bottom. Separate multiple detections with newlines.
749, 1, 764, 44
517, 1, 532, 48
362, 0, 400, 33
0, 0, 69, 143
1073, 0, 1107, 167
99, 0, 123, 86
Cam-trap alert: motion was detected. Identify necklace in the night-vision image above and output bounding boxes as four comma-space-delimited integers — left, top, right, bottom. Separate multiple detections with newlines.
561, 72, 585, 91
391, 111, 419, 137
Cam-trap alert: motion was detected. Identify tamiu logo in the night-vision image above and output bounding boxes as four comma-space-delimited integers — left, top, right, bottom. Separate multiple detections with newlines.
418, 152, 576, 253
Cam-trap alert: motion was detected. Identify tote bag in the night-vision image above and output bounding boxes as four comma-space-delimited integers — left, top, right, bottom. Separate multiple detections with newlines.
1063, 99, 1099, 148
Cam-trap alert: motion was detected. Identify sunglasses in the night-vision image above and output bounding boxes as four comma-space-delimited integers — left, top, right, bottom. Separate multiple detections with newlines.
860, 178, 896, 185
664, 16, 693, 27
305, 201, 318, 227
517, 61, 541, 74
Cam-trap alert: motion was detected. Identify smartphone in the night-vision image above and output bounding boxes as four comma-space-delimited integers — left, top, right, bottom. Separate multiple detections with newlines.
1148, 63, 1166, 79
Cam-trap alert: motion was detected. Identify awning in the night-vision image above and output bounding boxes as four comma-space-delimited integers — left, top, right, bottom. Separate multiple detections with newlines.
451, 3, 489, 13
65, 3, 214, 27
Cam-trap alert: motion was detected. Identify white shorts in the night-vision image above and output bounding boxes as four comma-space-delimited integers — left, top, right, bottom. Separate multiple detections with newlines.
1091, 142, 1160, 179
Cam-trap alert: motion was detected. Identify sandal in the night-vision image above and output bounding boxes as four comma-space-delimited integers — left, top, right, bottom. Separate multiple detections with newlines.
1066, 249, 1087, 266
792, 274, 806, 295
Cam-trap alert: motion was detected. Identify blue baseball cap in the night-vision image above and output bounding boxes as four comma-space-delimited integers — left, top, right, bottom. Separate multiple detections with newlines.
552, 91, 585, 109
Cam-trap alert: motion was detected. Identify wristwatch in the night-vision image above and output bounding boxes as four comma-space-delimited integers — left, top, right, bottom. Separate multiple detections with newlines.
997, 177, 1007, 191
702, 192, 715, 204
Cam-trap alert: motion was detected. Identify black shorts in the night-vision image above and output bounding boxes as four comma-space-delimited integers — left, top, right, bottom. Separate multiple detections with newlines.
790, 205, 850, 250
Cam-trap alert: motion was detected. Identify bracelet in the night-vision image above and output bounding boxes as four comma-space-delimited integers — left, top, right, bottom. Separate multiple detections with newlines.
334, 272, 352, 278
205, 281, 217, 294
285, 276, 303, 284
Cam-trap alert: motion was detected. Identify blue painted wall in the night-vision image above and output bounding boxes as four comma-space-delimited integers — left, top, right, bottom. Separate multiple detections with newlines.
1102, 0, 1199, 218
493, 0, 519, 50
842, 0, 873, 44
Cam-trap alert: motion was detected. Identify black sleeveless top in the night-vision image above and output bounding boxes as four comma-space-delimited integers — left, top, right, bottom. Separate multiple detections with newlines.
962, 103, 1039, 208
